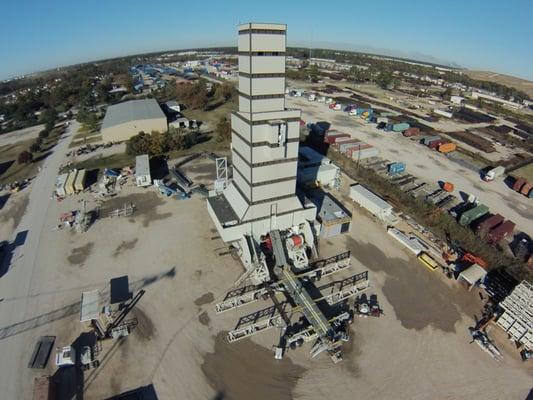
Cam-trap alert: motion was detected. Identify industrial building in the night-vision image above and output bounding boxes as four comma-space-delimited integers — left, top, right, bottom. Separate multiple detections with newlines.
135, 155, 152, 187
496, 281, 532, 350
310, 192, 351, 238
207, 23, 317, 243
101, 99, 168, 142
349, 183, 393, 221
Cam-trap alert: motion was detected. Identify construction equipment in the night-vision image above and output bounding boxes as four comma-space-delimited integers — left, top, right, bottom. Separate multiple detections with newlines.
55, 346, 75, 367
216, 228, 370, 364
355, 295, 383, 318
108, 202, 136, 218
470, 329, 503, 361
80, 345, 100, 370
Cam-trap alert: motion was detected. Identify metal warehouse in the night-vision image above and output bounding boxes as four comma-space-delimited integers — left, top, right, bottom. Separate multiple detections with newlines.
349, 183, 393, 221
101, 98, 168, 142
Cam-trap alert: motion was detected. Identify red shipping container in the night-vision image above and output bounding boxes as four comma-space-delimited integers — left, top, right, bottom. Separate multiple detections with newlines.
428, 139, 448, 150
513, 178, 527, 192
520, 182, 533, 196
403, 127, 420, 137
476, 214, 504, 235
333, 136, 355, 144
487, 220, 515, 245
345, 143, 371, 158
324, 133, 350, 144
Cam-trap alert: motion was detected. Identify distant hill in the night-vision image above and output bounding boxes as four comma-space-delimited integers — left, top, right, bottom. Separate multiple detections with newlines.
465, 70, 533, 98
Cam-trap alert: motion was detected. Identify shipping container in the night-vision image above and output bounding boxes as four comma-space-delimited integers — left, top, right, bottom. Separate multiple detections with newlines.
345, 143, 371, 158
55, 173, 69, 197
73, 169, 87, 193
350, 184, 393, 220
512, 178, 527, 192
421, 135, 441, 145
333, 136, 355, 145
64, 170, 78, 195
428, 139, 448, 150
392, 123, 410, 132
351, 147, 379, 161
403, 127, 420, 137
388, 162, 406, 175
442, 182, 454, 192
487, 220, 515, 244
438, 142, 457, 153
339, 140, 362, 153
324, 133, 350, 144
520, 182, 533, 196
459, 204, 489, 226
476, 214, 504, 236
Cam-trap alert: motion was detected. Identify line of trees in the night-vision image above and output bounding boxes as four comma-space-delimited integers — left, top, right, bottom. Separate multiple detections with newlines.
125, 127, 204, 156
325, 148, 530, 281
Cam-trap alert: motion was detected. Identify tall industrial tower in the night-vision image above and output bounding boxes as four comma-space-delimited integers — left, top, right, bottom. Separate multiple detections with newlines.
208, 23, 316, 247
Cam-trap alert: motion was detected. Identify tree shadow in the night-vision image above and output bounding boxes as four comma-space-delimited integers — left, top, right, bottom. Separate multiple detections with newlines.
0, 230, 28, 278
0, 193, 10, 210
104, 384, 159, 399
33, 151, 53, 163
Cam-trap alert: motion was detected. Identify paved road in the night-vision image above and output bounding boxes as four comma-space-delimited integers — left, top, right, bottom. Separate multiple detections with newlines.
0, 121, 77, 398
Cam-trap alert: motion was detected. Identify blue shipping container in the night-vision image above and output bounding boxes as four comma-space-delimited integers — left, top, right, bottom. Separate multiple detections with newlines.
388, 162, 406, 175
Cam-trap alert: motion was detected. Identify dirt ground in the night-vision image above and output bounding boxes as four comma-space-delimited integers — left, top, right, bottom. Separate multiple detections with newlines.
0, 162, 528, 400
288, 96, 533, 238
464, 70, 533, 99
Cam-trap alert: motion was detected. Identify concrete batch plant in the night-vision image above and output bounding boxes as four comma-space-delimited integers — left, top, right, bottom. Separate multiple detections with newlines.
207, 23, 317, 282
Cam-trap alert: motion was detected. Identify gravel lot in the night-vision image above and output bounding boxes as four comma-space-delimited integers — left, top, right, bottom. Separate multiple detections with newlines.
288, 96, 533, 238
0, 119, 531, 399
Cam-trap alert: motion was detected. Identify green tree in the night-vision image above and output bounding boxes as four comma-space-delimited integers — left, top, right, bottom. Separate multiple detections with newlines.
216, 82, 236, 102
216, 117, 231, 142
376, 71, 393, 89
18, 150, 33, 164
29, 142, 41, 153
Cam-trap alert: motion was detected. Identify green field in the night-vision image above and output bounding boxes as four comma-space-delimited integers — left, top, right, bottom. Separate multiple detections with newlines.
512, 163, 533, 181
0, 127, 64, 184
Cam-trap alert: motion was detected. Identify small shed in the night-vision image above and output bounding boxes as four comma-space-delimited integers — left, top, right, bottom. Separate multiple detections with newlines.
310, 192, 351, 238
458, 264, 487, 290
135, 154, 152, 187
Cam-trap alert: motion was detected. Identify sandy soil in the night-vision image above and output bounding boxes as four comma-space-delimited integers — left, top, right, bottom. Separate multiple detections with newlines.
0, 154, 531, 399
288, 96, 533, 238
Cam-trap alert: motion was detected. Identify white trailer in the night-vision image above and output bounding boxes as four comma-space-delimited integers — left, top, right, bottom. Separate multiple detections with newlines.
55, 173, 69, 197
350, 183, 393, 221
483, 166, 505, 182
135, 154, 152, 187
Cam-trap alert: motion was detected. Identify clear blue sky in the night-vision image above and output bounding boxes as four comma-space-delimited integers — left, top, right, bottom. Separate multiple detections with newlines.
1, 0, 532, 80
